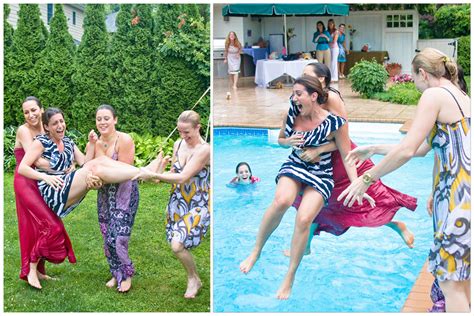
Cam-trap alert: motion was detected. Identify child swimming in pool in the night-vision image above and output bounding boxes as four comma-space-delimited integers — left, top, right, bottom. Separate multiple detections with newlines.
230, 162, 260, 184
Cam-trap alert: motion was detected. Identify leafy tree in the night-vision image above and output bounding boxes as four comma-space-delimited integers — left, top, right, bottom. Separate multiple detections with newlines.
34, 4, 75, 113
434, 4, 470, 38
7, 4, 47, 126
70, 4, 111, 133
457, 36, 470, 76
109, 4, 156, 134
4, 4, 16, 126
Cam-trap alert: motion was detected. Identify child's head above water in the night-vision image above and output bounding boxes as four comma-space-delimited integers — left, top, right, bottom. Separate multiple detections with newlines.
235, 162, 252, 183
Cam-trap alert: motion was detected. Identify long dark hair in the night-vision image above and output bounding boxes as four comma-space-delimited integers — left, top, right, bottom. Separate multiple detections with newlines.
316, 21, 325, 33
304, 62, 343, 101
42, 108, 64, 133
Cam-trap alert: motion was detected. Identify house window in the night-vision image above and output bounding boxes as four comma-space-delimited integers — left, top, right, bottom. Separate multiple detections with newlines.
72, 11, 76, 25
47, 4, 53, 24
386, 14, 413, 28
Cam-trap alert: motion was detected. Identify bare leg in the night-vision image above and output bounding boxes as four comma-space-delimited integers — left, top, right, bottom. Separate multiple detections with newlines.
283, 222, 318, 257
27, 261, 42, 289
106, 277, 117, 288
66, 156, 140, 208
233, 73, 239, 89
277, 188, 324, 300
240, 177, 301, 274
385, 221, 414, 248
171, 241, 202, 299
340, 62, 346, 77
438, 279, 470, 312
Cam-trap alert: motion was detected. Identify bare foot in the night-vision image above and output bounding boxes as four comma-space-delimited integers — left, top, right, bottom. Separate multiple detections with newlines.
276, 274, 294, 300
37, 272, 57, 281
27, 270, 42, 290
283, 248, 311, 257
393, 221, 415, 248
106, 277, 117, 288
184, 277, 202, 299
240, 251, 260, 274
233, 85, 238, 89
118, 277, 132, 293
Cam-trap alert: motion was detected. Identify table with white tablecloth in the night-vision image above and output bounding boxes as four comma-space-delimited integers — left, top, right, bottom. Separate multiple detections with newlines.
254, 59, 318, 87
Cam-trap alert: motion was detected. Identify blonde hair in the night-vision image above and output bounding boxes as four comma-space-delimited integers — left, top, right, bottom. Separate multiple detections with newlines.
412, 48, 458, 86
177, 110, 201, 128
225, 31, 242, 51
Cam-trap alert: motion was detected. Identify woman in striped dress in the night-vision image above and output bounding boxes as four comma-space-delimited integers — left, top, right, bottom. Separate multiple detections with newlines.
239, 76, 374, 300
18, 108, 147, 221
340, 48, 470, 312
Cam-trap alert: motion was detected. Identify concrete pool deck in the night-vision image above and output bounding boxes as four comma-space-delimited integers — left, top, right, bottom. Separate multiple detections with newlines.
213, 77, 416, 130
213, 76, 432, 312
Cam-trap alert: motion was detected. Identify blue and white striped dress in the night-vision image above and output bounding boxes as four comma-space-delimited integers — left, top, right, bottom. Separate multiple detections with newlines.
276, 101, 346, 201
36, 135, 82, 218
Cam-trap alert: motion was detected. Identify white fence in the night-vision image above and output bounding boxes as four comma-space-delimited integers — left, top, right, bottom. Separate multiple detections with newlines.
417, 38, 458, 60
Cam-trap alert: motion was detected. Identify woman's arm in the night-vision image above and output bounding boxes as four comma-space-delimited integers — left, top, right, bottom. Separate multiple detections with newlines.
331, 31, 339, 45
277, 114, 304, 148
333, 123, 357, 182
312, 32, 319, 43
18, 140, 64, 190
338, 89, 441, 206
74, 145, 86, 167
145, 144, 210, 185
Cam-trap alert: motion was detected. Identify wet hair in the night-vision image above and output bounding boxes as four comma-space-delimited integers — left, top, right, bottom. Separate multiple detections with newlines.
96, 104, 117, 118
235, 162, 252, 176
22, 96, 42, 108
177, 110, 201, 128
225, 31, 242, 50
412, 48, 459, 87
294, 75, 328, 105
304, 63, 343, 101
457, 63, 468, 94
316, 21, 325, 32
42, 108, 64, 132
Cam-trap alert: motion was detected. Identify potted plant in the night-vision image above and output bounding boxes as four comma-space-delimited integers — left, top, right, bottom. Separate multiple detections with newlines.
385, 62, 402, 77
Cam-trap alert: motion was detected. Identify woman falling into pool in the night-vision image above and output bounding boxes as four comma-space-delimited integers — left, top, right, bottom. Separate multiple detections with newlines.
284, 63, 417, 257
240, 76, 375, 299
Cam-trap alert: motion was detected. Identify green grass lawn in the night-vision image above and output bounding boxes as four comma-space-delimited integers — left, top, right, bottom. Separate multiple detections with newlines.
4, 173, 210, 312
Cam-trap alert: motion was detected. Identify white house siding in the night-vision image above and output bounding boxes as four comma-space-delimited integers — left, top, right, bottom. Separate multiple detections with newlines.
6, 4, 84, 43
242, 15, 262, 47
213, 3, 244, 41
417, 39, 458, 60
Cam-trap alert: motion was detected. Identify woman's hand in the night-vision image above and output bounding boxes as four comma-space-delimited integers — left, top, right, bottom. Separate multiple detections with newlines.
64, 164, 76, 174
345, 145, 375, 168
427, 193, 434, 216
42, 174, 64, 191
88, 130, 98, 144
299, 147, 321, 163
337, 175, 371, 207
86, 173, 103, 190
287, 133, 304, 147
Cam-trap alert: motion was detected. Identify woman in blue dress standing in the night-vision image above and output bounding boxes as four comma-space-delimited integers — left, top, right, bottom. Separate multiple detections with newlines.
337, 23, 349, 79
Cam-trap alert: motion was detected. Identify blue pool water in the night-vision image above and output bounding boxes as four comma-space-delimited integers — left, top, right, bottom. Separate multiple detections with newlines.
213, 123, 434, 312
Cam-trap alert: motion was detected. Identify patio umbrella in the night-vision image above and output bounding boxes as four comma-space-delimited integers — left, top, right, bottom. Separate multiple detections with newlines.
222, 4, 350, 52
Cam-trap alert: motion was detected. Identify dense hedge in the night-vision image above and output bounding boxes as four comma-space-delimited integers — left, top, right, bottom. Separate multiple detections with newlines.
457, 36, 470, 76
434, 4, 470, 38
4, 3, 210, 139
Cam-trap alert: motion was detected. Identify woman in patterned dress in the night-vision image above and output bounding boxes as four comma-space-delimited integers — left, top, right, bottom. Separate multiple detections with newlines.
224, 31, 242, 89
340, 48, 470, 312
136, 110, 210, 299
86, 104, 139, 292
13, 97, 76, 289
239, 76, 374, 300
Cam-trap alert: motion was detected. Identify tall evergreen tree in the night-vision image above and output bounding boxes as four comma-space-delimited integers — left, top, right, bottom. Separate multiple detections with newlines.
70, 4, 110, 133
4, 4, 16, 126
110, 4, 155, 133
34, 4, 75, 114
8, 4, 47, 125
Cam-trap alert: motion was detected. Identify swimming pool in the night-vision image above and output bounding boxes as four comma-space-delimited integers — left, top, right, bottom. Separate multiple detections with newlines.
213, 123, 434, 312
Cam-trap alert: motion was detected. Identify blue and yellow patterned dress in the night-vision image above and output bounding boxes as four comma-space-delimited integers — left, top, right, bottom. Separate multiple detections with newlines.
428, 87, 470, 282
166, 141, 210, 249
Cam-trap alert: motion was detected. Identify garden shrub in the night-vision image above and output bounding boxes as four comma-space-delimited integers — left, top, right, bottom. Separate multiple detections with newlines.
457, 35, 470, 76
387, 83, 421, 105
434, 4, 470, 38
348, 58, 388, 97
130, 133, 175, 167
4, 126, 17, 171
